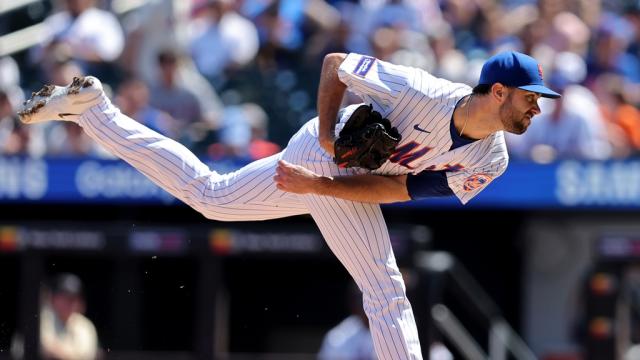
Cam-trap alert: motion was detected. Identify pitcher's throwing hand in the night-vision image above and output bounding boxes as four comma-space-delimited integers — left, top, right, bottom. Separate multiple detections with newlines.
274, 160, 323, 195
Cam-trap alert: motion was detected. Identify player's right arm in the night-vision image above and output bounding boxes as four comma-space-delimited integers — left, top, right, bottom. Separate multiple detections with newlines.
317, 53, 348, 156
274, 160, 410, 204
274, 161, 467, 204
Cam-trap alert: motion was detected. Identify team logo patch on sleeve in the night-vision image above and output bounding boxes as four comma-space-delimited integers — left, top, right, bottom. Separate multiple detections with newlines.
463, 173, 492, 192
354, 56, 375, 77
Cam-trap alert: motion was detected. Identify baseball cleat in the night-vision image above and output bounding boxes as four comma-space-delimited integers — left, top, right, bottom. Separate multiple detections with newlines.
18, 76, 104, 124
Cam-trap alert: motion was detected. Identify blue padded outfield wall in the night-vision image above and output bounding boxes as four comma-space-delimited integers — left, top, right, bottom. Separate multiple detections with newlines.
1, 156, 640, 209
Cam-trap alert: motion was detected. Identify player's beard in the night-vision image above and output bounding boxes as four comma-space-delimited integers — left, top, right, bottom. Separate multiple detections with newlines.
499, 96, 529, 135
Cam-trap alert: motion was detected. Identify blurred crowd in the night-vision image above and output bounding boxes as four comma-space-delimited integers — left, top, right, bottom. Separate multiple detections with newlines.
2, 0, 640, 163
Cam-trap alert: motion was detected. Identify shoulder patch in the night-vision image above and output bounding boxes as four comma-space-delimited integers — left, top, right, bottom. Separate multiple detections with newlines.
354, 56, 375, 77
463, 173, 492, 192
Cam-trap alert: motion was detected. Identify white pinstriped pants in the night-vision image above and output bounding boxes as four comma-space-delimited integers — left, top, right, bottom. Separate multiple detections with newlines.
78, 98, 423, 360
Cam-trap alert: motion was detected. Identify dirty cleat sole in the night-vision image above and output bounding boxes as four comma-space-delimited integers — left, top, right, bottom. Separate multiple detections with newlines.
18, 76, 104, 124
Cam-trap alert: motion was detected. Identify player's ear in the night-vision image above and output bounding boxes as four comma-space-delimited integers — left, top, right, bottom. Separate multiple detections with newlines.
490, 83, 507, 103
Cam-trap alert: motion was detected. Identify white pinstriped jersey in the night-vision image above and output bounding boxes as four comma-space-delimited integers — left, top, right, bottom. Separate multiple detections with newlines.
78, 93, 425, 360
335, 53, 509, 204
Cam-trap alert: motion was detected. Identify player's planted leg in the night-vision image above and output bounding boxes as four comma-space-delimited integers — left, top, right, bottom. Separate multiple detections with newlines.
281, 134, 423, 360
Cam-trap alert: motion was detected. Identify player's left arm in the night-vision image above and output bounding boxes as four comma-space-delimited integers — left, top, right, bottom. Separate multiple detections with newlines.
274, 160, 410, 204
317, 53, 348, 156
317, 53, 413, 156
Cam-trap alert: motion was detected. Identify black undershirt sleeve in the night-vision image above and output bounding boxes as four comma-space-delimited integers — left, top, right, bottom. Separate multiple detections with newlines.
406, 170, 454, 200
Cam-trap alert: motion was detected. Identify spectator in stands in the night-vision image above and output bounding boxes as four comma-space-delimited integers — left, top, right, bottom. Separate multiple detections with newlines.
623, 3, 640, 66
148, 49, 205, 140
244, 102, 281, 160
409, 0, 446, 35
118, 0, 226, 137
517, 16, 549, 56
0, 89, 30, 156
118, 0, 178, 83
148, 48, 226, 149
368, 0, 423, 35
318, 282, 376, 360
47, 120, 107, 157
188, 0, 260, 86
11, 273, 99, 360
366, 22, 432, 71
547, 11, 591, 55
40, 273, 99, 360
440, 0, 489, 53
303, 3, 351, 67
0, 56, 21, 92
593, 73, 640, 158
244, 0, 311, 71
587, 14, 640, 85
428, 21, 465, 82
44, 58, 85, 88
115, 77, 177, 137
208, 102, 280, 160
318, 280, 453, 360
0, 57, 29, 155
30, 0, 125, 84
251, 0, 308, 51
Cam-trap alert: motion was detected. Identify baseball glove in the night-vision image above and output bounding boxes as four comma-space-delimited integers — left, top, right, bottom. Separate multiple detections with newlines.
333, 104, 401, 170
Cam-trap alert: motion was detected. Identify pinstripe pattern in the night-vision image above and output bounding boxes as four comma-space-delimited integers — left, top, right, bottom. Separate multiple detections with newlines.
338, 53, 509, 203
72, 52, 511, 360
78, 99, 308, 221
78, 97, 423, 359
282, 121, 422, 359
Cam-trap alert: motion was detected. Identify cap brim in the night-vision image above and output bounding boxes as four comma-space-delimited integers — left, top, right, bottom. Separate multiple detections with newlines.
518, 84, 561, 98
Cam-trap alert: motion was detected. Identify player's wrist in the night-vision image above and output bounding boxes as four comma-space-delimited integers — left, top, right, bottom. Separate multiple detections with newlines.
316, 175, 334, 196
319, 135, 336, 156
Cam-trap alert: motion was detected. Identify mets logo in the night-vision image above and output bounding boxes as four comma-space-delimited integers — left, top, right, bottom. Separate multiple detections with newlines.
537, 64, 544, 80
463, 173, 492, 192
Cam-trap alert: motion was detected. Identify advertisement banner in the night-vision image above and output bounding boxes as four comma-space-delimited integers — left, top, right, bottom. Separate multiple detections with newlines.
2, 157, 640, 209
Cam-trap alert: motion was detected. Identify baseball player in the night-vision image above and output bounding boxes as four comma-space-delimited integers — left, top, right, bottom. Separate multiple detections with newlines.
19, 51, 559, 360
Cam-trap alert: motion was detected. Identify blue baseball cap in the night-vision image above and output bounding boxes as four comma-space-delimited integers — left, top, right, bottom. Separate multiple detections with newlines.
479, 51, 561, 98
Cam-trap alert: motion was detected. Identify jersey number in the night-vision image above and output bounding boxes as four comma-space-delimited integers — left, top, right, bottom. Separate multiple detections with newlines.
389, 142, 431, 169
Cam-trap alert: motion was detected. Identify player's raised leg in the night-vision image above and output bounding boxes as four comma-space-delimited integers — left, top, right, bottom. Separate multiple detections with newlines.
18, 76, 308, 221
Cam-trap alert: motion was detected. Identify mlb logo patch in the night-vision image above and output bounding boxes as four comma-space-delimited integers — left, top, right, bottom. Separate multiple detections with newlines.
354, 56, 375, 77
463, 173, 492, 192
